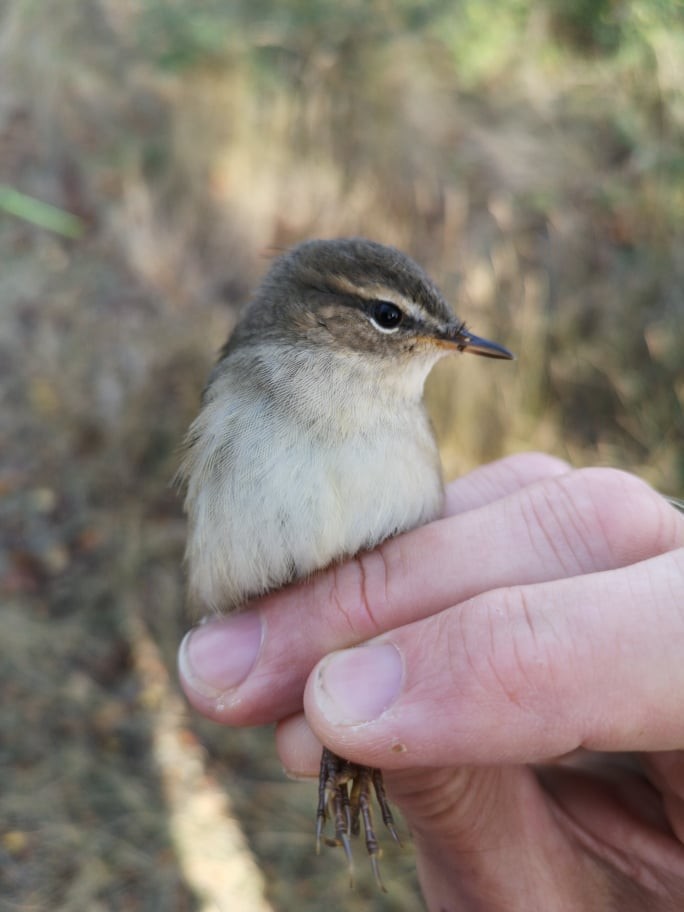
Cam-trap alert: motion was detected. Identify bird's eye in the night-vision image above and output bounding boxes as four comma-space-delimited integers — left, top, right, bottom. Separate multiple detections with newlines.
369, 300, 404, 333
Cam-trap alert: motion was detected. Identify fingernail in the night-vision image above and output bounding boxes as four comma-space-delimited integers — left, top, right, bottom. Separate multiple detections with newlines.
314, 643, 403, 725
179, 612, 263, 699
282, 767, 318, 782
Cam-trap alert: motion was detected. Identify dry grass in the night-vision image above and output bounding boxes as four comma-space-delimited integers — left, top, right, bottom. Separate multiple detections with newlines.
1, 1, 683, 910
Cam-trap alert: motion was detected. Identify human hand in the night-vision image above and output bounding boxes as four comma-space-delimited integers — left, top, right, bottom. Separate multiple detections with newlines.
179, 453, 684, 911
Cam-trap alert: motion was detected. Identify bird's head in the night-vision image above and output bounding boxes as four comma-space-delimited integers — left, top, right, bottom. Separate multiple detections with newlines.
222, 238, 513, 403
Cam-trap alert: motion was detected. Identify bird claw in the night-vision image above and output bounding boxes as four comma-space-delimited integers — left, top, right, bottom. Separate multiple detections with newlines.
316, 746, 400, 890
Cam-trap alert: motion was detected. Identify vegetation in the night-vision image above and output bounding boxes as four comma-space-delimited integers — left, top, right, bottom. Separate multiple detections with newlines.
1, 1, 682, 909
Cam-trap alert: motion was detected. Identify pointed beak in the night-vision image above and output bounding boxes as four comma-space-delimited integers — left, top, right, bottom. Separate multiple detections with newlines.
439, 324, 515, 360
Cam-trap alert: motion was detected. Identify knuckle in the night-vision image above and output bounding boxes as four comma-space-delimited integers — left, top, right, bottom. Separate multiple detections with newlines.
524, 467, 679, 574
565, 467, 679, 564
450, 587, 556, 714
325, 548, 390, 641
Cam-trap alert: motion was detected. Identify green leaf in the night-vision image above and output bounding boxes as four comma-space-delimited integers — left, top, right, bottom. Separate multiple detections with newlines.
0, 185, 85, 238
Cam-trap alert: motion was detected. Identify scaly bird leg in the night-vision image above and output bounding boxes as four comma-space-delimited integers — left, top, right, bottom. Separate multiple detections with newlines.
316, 748, 402, 889
316, 747, 355, 882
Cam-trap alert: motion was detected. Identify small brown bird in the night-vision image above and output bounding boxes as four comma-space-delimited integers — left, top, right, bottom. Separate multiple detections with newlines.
178, 238, 513, 888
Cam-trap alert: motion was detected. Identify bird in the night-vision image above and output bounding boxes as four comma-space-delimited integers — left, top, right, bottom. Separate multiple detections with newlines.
178, 237, 514, 888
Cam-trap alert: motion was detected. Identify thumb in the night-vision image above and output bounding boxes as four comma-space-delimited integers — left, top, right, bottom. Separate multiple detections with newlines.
303, 549, 684, 768
275, 712, 587, 910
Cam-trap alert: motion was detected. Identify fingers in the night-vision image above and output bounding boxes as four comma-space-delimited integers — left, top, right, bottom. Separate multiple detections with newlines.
179, 462, 680, 727
304, 547, 684, 768
178, 452, 564, 721
443, 451, 569, 515
274, 713, 589, 912
276, 713, 322, 778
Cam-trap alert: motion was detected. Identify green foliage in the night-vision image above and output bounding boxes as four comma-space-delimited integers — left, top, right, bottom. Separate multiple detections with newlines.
135, 0, 684, 109
0, 185, 85, 237
137, 0, 451, 71
546, 0, 624, 53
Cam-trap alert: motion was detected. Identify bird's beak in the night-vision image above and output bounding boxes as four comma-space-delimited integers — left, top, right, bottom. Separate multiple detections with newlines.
441, 324, 515, 360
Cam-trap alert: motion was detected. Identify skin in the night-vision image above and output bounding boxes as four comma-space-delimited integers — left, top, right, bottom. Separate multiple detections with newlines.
178, 452, 684, 911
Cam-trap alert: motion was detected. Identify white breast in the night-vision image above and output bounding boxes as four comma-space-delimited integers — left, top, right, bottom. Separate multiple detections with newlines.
180, 346, 445, 613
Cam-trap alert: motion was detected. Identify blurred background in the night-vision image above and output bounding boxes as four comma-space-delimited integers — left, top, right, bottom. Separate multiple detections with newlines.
1, 1, 683, 909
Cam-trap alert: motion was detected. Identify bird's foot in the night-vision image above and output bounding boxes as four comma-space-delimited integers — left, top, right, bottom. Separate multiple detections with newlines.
316, 746, 401, 891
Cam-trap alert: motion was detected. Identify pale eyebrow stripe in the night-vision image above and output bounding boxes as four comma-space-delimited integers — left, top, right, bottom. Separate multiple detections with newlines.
328, 276, 425, 322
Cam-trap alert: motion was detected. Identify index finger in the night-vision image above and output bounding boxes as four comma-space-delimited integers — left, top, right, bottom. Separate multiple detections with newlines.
179, 462, 678, 728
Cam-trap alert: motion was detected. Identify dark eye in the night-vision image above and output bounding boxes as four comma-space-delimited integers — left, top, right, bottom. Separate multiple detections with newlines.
370, 300, 403, 332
